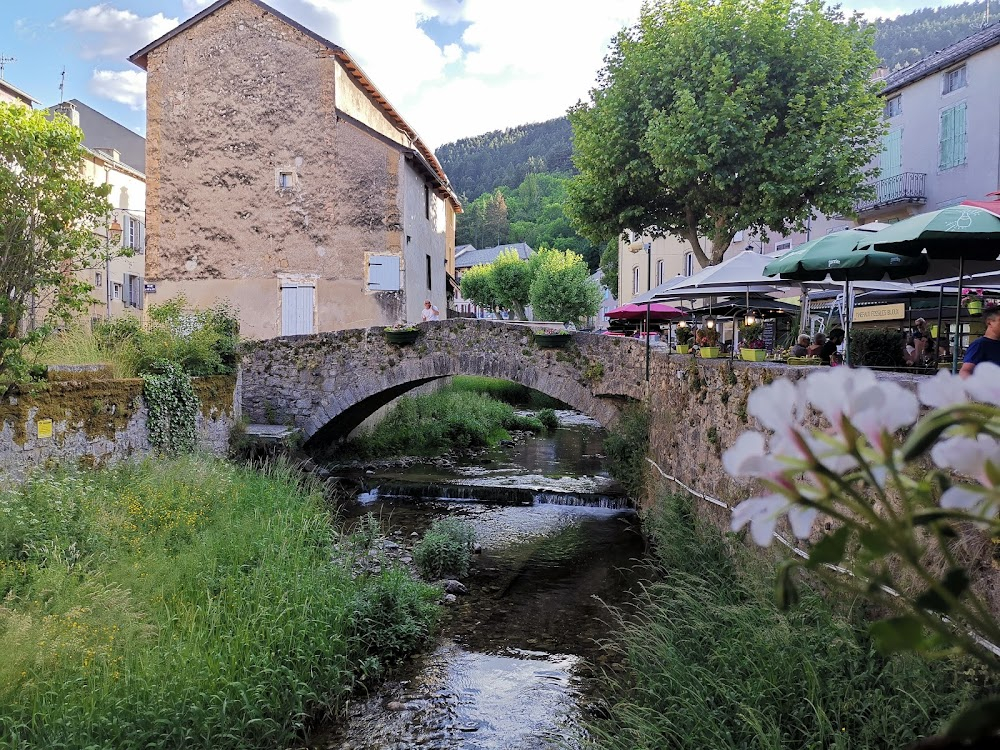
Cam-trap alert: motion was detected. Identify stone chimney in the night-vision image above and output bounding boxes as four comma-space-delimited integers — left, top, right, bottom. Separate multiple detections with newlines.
95, 147, 121, 163
54, 102, 80, 128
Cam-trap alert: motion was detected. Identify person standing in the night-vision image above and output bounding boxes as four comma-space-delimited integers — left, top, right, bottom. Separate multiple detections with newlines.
421, 300, 440, 322
911, 318, 928, 363
960, 306, 1000, 378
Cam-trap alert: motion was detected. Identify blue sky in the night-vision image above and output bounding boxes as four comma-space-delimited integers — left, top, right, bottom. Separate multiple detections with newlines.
0, 0, 980, 149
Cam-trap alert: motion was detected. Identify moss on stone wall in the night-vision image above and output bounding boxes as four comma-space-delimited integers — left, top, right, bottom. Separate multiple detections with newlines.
193, 375, 238, 419
1, 379, 144, 446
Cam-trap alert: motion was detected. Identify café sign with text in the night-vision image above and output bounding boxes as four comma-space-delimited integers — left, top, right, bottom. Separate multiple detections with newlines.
852, 303, 905, 323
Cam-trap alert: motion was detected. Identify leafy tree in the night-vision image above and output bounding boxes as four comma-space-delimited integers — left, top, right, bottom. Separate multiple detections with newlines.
567, 0, 884, 267
458, 264, 500, 314
489, 249, 532, 320
484, 189, 510, 246
0, 103, 111, 381
529, 249, 601, 324
599, 239, 619, 301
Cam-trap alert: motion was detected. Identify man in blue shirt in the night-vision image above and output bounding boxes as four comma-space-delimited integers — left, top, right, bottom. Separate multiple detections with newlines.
960, 306, 1000, 378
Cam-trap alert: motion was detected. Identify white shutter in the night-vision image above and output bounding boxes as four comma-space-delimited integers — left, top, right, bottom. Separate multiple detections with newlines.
135, 276, 144, 310
123, 274, 131, 306
281, 285, 315, 335
368, 255, 401, 291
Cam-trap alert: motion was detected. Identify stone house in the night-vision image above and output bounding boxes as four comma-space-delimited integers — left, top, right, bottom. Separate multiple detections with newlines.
129, 0, 460, 339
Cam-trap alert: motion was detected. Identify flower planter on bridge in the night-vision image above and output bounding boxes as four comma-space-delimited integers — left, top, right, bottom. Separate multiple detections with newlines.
675, 344, 691, 354
384, 328, 420, 345
699, 347, 720, 359
534, 332, 571, 349
740, 348, 767, 362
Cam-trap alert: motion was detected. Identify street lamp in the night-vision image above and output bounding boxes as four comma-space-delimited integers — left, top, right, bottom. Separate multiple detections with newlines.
105, 216, 123, 320
629, 239, 653, 381
744, 309, 758, 326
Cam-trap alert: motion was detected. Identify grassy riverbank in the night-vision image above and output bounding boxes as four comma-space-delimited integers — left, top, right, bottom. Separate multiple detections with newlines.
0, 456, 439, 749
587, 493, 996, 749
343, 378, 554, 458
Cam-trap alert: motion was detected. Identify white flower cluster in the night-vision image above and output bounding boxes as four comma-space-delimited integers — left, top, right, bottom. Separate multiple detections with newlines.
724, 363, 1000, 546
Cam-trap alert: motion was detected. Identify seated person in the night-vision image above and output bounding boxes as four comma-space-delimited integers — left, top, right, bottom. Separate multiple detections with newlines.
820, 328, 845, 365
806, 332, 826, 357
790, 334, 810, 357
904, 335, 918, 366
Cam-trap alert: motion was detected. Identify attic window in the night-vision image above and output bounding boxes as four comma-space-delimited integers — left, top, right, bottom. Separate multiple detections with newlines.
943, 65, 966, 94
277, 171, 295, 190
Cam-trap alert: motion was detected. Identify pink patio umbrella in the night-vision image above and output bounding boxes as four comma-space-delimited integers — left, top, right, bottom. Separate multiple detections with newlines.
606, 303, 686, 320
961, 191, 1000, 216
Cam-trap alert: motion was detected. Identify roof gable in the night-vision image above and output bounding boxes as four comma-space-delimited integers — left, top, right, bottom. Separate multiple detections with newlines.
882, 22, 1000, 95
129, 0, 458, 210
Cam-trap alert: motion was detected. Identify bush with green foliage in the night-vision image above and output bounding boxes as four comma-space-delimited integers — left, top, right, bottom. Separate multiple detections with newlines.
93, 295, 239, 377
586, 493, 996, 749
849, 326, 907, 369
528, 248, 602, 324
603, 406, 650, 499
143, 359, 199, 454
448, 376, 563, 409
0, 456, 439, 749
413, 518, 476, 579
538, 408, 559, 431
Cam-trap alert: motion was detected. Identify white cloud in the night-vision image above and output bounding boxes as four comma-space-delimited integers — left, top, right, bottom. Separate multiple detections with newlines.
852, 6, 907, 21
61, 4, 178, 60
182, 0, 216, 13
89, 69, 146, 110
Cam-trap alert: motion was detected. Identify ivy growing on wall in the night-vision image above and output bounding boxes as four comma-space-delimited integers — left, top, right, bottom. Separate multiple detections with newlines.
143, 359, 199, 454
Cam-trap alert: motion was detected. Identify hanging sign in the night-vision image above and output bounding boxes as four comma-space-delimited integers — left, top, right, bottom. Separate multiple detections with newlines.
852, 303, 905, 323
144, 283, 157, 294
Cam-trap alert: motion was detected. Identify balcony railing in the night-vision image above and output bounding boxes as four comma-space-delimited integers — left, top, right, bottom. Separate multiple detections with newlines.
855, 172, 927, 214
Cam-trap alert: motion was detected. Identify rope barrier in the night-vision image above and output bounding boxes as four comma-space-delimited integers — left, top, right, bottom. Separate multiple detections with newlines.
644, 456, 1000, 658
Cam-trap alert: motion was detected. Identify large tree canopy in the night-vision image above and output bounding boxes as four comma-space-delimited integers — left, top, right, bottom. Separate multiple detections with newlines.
0, 103, 110, 380
567, 0, 884, 267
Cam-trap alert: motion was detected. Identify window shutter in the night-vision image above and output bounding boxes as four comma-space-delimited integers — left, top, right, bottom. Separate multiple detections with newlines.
138, 219, 145, 254
880, 130, 902, 179
368, 255, 401, 291
136, 276, 144, 310
955, 102, 967, 166
123, 274, 131, 306
939, 107, 954, 168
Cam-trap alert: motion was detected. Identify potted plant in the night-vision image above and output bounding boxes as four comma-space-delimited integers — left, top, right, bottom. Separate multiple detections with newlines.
675, 325, 694, 354
697, 326, 720, 358
534, 327, 571, 348
963, 288, 985, 316
383, 324, 420, 345
739, 321, 766, 361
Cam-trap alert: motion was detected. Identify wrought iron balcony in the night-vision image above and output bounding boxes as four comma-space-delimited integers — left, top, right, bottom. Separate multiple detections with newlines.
855, 172, 927, 214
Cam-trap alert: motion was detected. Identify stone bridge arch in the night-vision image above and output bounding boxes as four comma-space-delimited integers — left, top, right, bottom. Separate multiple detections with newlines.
241, 319, 648, 447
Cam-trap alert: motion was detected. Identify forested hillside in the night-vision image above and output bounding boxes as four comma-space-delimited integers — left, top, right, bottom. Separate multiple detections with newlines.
873, 1, 991, 70
436, 117, 573, 200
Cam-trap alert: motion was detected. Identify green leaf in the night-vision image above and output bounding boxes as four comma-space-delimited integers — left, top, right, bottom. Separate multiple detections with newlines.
945, 697, 1000, 740
775, 560, 800, 611
870, 616, 926, 654
858, 529, 891, 556
914, 568, 971, 614
806, 526, 850, 567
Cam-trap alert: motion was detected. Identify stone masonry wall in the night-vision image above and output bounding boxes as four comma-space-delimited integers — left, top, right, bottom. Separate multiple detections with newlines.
0, 376, 238, 483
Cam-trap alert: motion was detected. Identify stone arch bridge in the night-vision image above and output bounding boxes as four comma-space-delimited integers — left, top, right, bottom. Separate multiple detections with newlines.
241, 319, 649, 447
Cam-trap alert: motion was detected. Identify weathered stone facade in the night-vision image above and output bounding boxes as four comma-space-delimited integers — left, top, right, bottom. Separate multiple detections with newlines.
132, 0, 459, 338
241, 320, 647, 444
0, 376, 238, 482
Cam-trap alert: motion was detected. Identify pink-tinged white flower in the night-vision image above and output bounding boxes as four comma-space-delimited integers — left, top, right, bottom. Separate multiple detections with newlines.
940, 486, 996, 518
731, 494, 818, 546
747, 378, 806, 435
965, 363, 1000, 406
917, 370, 967, 408
804, 368, 881, 434
851, 381, 920, 453
722, 431, 785, 478
931, 435, 1000, 484
799, 433, 858, 474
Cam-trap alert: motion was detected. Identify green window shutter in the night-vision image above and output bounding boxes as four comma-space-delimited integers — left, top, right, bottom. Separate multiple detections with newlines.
954, 102, 967, 166
880, 130, 903, 179
939, 107, 954, 169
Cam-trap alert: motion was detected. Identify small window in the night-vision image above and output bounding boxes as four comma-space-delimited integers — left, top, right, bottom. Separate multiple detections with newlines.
95, 271, 102, 287
943, 66, 966, 94
632, 266, 640, 294
884, 95, 902, 118
656, 259, 664, 286
277, 171, 294, 190
424, 185, 431, 220
112, 283, 122, 301
426, 254, 432, 291
774, 240, 793, 254
684, 253, 694, 277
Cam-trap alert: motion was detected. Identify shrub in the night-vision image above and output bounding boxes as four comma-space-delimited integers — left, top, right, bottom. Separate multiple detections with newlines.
675, 326, 694, 345
850, 326, 906, 369
413, 518, 476, 579
538, 408, 559, 431
603, 406, 649, 499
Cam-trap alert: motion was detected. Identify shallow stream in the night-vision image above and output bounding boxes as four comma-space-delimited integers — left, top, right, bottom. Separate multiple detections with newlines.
310, 411, 648, 750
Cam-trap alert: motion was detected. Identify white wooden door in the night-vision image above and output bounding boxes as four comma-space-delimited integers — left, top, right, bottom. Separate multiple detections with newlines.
281, 285, 314, 336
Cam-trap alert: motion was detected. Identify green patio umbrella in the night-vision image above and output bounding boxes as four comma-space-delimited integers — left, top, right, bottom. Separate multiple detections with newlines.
857, 206, 1000, 371
763, 231, 928, 365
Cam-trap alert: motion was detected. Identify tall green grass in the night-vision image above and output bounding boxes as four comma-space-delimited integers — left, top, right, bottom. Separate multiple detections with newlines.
0, 456, 439, 749
344, 389, 543, 458
586, 494, 996, 749
448, 376, 564, 408
29, 323, 138, 378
